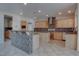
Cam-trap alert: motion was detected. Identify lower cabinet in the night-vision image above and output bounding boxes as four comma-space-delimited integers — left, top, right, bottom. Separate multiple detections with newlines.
53, 32, 63, 40
33, 34, 39, 52
64, 34, 77, 50
39, 33, 50, 43
50, 32, 63, 41
4, 30, 11, 40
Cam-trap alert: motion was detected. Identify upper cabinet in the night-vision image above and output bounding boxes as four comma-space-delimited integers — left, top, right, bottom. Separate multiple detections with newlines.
21, 20, 27, 30
35, 20, 48, 28
21, 20, 26, 25
56, 19, 74, 28
35, 21, 40, 28
35, 18, 74, 28
40, 21, 48, 28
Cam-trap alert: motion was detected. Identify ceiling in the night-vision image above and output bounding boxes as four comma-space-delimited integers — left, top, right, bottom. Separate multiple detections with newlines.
0, 3, 77, 19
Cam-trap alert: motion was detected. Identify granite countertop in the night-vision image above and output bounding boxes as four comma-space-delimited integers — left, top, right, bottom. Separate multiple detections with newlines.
12, 30, 34, 32
11, 30, 39, 35
65, 31, 77, 34
34, 28, 77, 33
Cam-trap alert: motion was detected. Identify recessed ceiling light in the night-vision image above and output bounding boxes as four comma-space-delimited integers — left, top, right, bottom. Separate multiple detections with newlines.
58, 12, 62, 15
46, 15, 48, 17
38, 10, 41, 13
24, 3, 27, 5
20, 12, 23, 15
68, 10, 72, 14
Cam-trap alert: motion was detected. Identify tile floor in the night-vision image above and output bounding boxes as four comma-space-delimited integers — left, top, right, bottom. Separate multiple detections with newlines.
0, 40, 79, 56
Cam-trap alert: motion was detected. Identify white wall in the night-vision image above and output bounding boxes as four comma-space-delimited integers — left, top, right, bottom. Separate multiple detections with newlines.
26, 18, 35, 31
12, 15, 22, 30
75, 6, 78, 28
0, 14, 4, 45
77, 4, 79, 51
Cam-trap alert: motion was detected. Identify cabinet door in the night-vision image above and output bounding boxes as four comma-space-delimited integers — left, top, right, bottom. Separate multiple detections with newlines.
21, 20, 27, 26
21, 20, 27, 30
0, 15, 4, 44
56, 20, 63, 28
53, 32, 63, 40
35, 22, 40, 28
43, 21, 48, 28
56, 19, 74, 28
65, 34, 77, 49
42, 21, 48, 28
62, 19, 74, 28
35, 21, 48, 28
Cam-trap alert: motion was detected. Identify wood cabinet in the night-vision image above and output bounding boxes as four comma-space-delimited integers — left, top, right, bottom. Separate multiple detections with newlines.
21, 20, 27, 30
50, 32, 63, 41
4, 31, 10, 40
56, 19, 74, 28
53, 32, 63, 40
21, 21, 26, 26
35, 21, 48, 28
35, 21, 40, 28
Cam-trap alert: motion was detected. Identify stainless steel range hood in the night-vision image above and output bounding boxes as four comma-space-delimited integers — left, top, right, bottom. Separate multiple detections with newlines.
48, 17, 56, 28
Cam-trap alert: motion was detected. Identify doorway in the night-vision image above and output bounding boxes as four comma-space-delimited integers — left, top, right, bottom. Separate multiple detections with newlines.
4, 15, 13, 42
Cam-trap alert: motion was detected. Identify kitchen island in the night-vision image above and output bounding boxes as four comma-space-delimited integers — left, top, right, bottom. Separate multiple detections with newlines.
10, 31, 39, 54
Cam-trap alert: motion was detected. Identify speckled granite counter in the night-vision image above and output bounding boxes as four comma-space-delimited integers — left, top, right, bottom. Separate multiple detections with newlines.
10, 31, 34, 54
